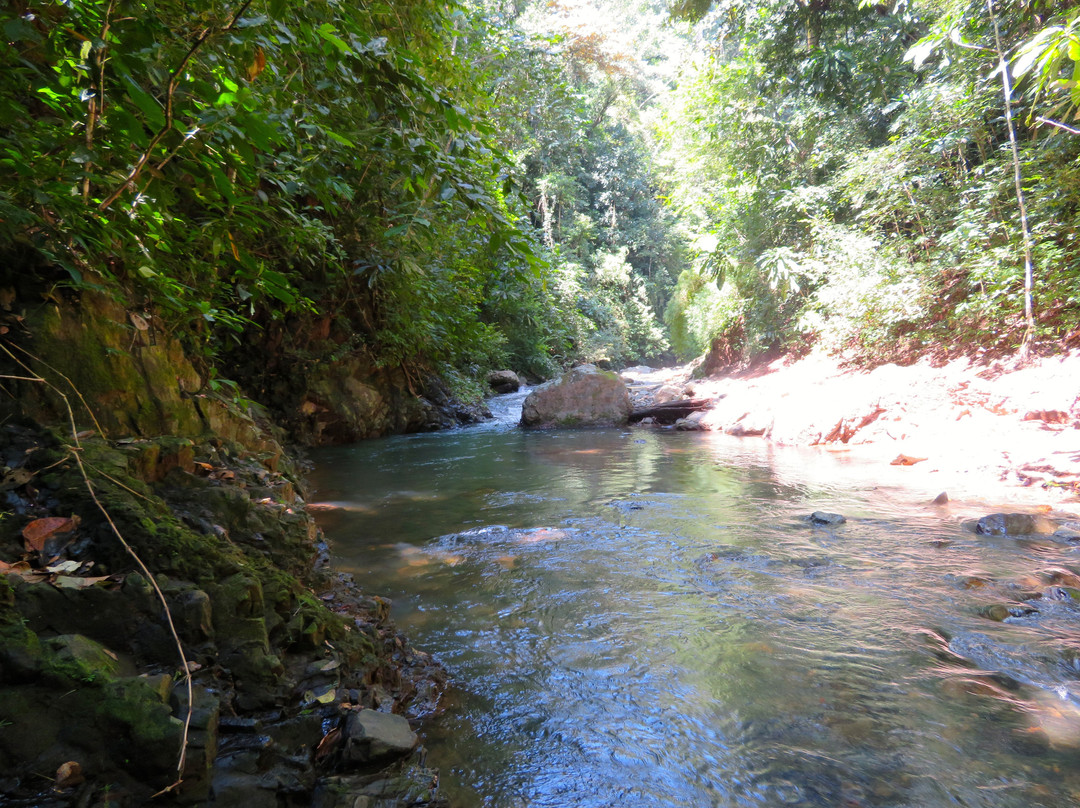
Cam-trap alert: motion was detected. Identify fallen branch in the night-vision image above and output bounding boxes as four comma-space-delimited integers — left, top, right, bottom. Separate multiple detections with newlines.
629, 398, 713, 424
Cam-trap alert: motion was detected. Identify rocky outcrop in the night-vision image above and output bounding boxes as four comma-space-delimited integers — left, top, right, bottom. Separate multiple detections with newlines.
290, 362, 486, 445
520, 364, 631, 428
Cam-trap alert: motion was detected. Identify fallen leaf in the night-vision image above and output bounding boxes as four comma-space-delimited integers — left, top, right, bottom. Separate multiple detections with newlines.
22, 516, 80, 553
0, 559, 35, 578
75, 430, 96, 440
55, 760, 84, 788
314, 726, 342, 761
890, 454, 927, 466
0, 468, 33, 490
46, 560, 84, 574
53, 575, 114, 590
129, 312, 150, 331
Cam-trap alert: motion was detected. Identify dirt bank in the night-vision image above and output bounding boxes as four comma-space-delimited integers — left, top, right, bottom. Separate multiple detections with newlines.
623, 349, 1080, 509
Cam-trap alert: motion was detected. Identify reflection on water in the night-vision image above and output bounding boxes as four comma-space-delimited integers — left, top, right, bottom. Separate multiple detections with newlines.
309, 420, 1080, 808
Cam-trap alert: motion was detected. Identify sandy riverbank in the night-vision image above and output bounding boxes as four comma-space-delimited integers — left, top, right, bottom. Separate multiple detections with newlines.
622, 349, 1080, 511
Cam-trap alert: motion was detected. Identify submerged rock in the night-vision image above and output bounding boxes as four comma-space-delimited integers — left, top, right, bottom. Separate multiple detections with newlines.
810, 511, 846, 526
1052, 522, 1080, 542
313, 762, 446, 808
973, 513, 1057, 536
520, 364, 631, 428
979, 603, 1039, 621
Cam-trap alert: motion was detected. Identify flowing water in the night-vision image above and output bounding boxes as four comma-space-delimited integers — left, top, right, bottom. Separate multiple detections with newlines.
308, 390, 1080, 808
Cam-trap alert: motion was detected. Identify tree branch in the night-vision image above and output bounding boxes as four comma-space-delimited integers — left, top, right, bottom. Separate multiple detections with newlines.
97, 0, 255, 211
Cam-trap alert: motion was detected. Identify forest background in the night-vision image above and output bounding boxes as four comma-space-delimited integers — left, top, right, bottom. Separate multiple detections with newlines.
3, 0, 1079, 424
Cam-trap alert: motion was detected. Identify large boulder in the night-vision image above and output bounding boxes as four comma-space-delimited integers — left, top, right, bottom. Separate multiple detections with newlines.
486, 369, 521, 394
520, 365, 631, 428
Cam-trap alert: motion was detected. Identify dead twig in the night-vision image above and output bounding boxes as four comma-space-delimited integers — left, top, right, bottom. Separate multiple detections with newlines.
0, 342, 107, 439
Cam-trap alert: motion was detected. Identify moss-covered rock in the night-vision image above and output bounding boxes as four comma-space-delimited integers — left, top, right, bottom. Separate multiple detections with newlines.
0, 392, 443, 805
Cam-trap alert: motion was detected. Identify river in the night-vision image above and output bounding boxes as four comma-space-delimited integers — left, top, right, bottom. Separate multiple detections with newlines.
308, 388, 1080, 808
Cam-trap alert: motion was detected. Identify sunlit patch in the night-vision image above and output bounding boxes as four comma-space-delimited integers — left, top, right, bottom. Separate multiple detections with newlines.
395, 543, 464, 567
740, 640, 776, 655
516, 527, 570, 543
307, 500, 372, 513
1023, 689, 1080, 747
936, 672, 1025, 704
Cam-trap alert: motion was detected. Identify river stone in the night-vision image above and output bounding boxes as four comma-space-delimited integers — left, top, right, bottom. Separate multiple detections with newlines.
674, 412, 706, 431
974, 513, 1056, 536
1052, 522, 1080, 542
313, 763, 443, 808
520, 364, 631, 428
486, 370, 521, 394
343, 709, 418, 764
810, 511, 846, 526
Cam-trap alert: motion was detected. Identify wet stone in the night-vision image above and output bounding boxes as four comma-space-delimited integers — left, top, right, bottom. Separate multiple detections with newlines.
945, 573, 994, 589
313, 763, 446, 808
810, 511, 846, 526
1052, 522, 1080, 542
979, 603, 1039, 621
343, 709, 418, 764
974, 513, 1056, 537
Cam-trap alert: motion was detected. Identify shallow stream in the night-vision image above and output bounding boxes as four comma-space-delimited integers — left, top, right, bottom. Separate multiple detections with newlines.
309, 390, 1080, 808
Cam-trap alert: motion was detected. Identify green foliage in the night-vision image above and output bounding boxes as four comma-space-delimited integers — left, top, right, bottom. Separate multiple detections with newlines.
1, 0, 545, 393
658, 0, 1080, 362
470, 0, 686, 370
664, 269, 743, 359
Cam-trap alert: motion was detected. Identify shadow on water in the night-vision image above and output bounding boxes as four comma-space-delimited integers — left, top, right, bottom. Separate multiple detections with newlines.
308, 400, 1080, 808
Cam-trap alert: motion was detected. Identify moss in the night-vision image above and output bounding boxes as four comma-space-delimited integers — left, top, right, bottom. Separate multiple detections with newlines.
0, 618, 42, 683
42, 634, 122, 686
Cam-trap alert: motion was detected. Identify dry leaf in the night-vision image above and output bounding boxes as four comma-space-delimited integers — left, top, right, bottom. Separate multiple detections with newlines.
46, 560, 83, 574
0, 559, 39, 582
22, 516, 80, 552
55, 760, 84, 788
314, 727, 342, 761
129, 312, 150, 331
0, 468, 33, 490
53, 575, 114, 590
890, 454, 928, 467
247, 47, 267, 81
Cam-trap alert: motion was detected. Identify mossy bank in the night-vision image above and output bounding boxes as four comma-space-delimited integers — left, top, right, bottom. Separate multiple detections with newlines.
0, 286, 453, 806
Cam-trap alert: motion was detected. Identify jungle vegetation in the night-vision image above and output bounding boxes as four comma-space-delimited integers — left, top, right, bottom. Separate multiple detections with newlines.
2, 0, 1078, 401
